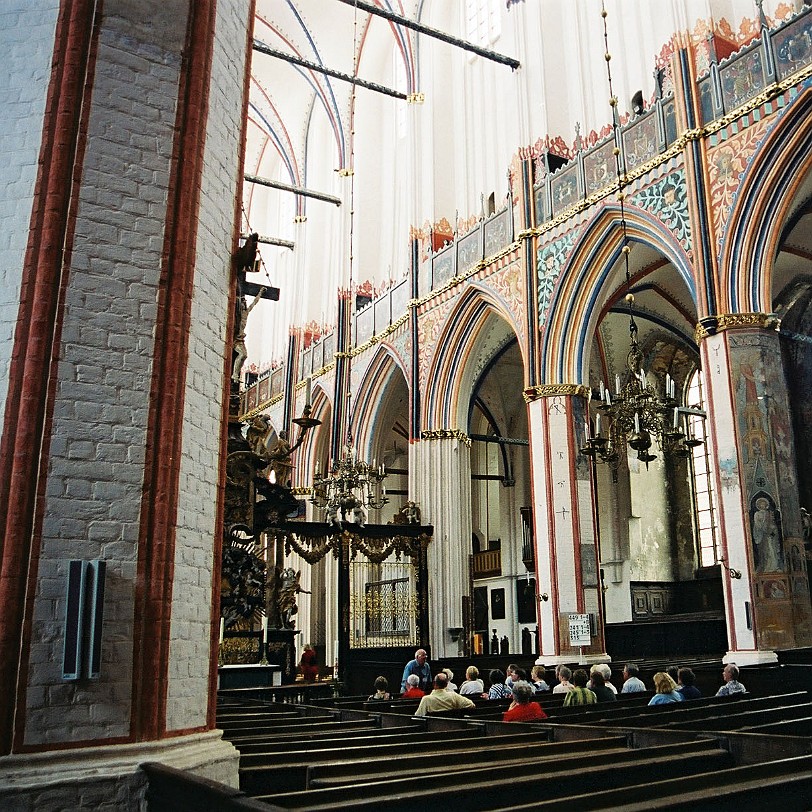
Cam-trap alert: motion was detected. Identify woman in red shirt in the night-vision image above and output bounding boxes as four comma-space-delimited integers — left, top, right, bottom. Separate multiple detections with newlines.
502, 681, 548, 722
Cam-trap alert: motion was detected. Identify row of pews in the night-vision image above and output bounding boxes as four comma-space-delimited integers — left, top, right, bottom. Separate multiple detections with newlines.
197, 686, 812, 811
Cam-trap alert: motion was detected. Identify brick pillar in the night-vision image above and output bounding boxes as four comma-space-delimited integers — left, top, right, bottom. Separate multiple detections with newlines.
0, 0, 253, 804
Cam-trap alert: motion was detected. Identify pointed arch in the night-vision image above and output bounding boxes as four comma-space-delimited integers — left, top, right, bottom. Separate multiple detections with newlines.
351, 344, 407, 456
424, 285, 526, 429
721, 79, 812, 313
541, 202, 695, 384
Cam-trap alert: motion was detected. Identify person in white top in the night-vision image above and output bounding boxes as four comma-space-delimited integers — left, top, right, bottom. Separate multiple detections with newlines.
459, 665, 485, 695
589, 663, 617, 694
552, 665, 574, 693
442, 667, 458, 692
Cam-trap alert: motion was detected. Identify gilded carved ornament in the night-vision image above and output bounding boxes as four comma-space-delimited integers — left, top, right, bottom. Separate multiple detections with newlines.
694, 312, 780, 343
523, 384, 591, 403
420, 428, 472, 446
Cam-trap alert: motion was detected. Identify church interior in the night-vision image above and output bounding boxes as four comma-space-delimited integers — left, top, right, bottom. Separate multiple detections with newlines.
2, 0, 812, 809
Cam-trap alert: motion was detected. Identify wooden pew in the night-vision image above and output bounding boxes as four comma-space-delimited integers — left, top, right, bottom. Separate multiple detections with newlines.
224, 719, 373, 744
601, 692, 810, 729
252, 740, 730, 810
504, 753, 812, 811
305, 735, 628, 789
667, 699, 812, 731
239, 728, 553, 795
240, 728, 488, 767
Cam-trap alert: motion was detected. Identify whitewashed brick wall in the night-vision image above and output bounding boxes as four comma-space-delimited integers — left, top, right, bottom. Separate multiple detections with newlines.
24, 11, 188, 744
167, 0, 250, 731
0, 2, 59, 440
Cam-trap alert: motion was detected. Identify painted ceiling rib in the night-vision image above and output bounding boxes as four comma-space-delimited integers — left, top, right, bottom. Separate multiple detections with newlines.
245, 173, 342, 206
333, 0, 520, 69
253, 39, 407, 99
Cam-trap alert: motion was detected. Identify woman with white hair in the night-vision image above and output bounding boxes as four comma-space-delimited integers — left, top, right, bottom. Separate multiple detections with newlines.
442, 667, 458, 692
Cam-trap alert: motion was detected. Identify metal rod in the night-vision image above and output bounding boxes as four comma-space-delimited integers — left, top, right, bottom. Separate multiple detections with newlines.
241, 233, 295, 250
253, 39, 407, 99
244, 173, 342, 206
469, 433, 530, 447
334, 0, 520, 70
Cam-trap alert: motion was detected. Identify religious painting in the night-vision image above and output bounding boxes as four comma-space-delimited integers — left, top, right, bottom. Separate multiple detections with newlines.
550, 164, 580, 215
490, 587, 506, 620
720, 46, 764, 110
758, 577, 789, 600
580, 544, 598, 587
458, 227, 482, 273
583, 140, 614, 195
622, 110, 659, 169
749, 491, 785, 573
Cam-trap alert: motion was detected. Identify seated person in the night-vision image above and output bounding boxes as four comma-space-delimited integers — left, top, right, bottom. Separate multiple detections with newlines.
415, 672, 476, 716
530, 665, 550, 692
648, 671, 684, 705
552, 665, 574, 693
442, 667, 458, 692
502, 680, 548, 722
589, 670, 616, 702
715, 663, 746, 696
485, 669, 513, 699
621, 662, 646, 693
677, 667, 701, 700
589, 663, 617, 694
459, 665, 484, 696
563, 669, 597, 706
400, 674, 425, 699
368, 676, 391, 701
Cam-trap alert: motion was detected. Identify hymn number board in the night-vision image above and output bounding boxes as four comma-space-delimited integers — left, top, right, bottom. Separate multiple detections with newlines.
568, 613, 591, 647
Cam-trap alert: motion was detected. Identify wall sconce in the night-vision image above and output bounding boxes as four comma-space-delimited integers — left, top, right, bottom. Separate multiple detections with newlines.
719, 557, 742, 580
537, 592, 549, 602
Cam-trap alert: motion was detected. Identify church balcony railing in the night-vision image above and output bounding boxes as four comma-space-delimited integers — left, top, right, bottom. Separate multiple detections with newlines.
472, 549, 502, 579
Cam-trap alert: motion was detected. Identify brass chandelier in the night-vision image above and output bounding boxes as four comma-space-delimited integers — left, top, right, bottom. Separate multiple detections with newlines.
580, 2, 704, 478
311, 441, 388, 526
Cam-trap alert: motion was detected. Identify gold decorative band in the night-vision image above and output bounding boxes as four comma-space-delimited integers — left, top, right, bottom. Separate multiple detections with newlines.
420, 429, 472, 447
290, 487, 312, 496
523, 384, 590, 403
694, 312, 780, 343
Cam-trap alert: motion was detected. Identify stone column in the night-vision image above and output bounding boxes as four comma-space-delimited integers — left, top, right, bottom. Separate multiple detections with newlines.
701, 315, 812, 665
0, 1, 251, 805
413, 431, 472, 658
526, 386, 608, 665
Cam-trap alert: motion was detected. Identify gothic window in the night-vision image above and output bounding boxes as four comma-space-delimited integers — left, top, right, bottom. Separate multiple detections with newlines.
464, 0, 501, 49
688, 369, 718, 567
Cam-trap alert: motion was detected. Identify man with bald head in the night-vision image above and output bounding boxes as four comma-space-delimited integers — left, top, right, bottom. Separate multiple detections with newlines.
401, 648, 432, 693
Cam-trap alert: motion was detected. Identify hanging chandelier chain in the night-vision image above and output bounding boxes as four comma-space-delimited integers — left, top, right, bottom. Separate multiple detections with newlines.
581, 3, 705, 478
309, 0, 390, 525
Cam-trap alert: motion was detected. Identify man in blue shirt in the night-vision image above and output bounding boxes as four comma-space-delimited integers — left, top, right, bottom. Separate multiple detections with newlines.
401, 648, 431, 693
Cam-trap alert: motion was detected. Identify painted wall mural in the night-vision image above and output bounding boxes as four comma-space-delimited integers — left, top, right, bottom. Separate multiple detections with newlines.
537, 228, 580, 326
707, 114, 771, 252
631, 169, 692, 257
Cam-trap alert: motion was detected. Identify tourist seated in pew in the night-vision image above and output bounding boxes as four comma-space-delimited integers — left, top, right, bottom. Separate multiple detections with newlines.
588, 663, 617, 695
415, 672, 476, 716
715, 663, 746, 696
484, 669, 513, 699
368, 676, 391, 701
677, 667, 702, 700
530, 665, 550, 693
667, 665, 680, 685
505, 664, 527, 687
401, 674, 425, 699
563, 669, 597, 706
502, 681, 549, 722
588, 670, 616, 702
459, 666, 484, 696
552, 665, 575, 693
442, 668, 458, 692
621, 662, 646, 693
648, 671, 684, 705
